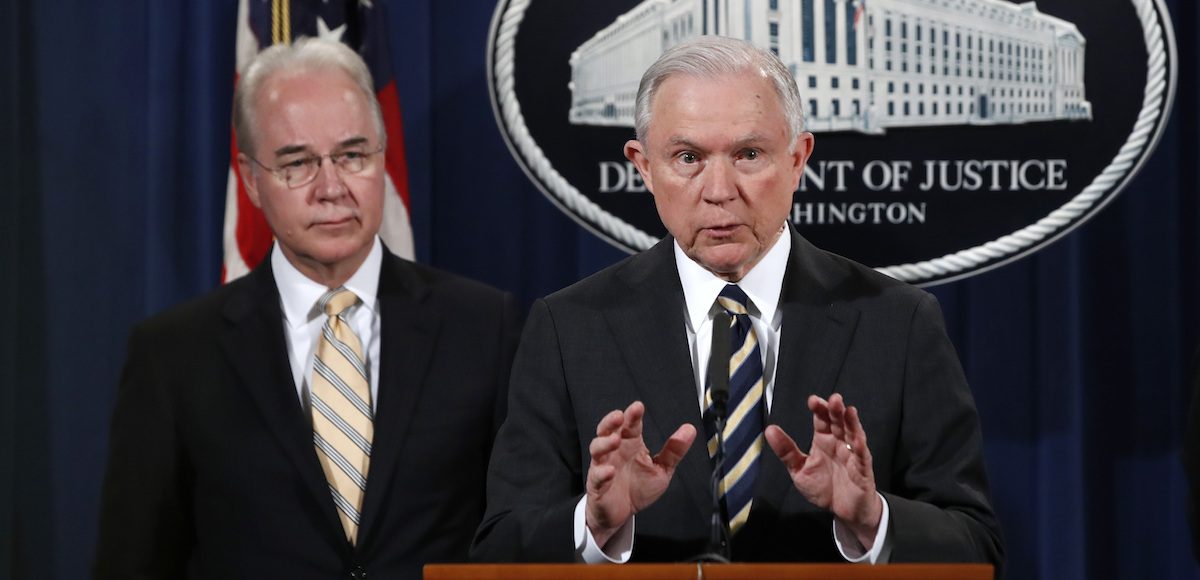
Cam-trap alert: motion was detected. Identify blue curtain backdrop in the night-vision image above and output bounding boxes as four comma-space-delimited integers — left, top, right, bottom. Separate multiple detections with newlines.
1, 1, 1197, 578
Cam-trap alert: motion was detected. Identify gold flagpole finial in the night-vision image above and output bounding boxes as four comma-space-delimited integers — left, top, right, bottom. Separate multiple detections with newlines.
271, 0, 292, 45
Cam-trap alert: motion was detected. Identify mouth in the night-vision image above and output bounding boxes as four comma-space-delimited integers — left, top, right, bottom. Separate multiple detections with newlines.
700, 223, 742, 238
311, 214, 357, 228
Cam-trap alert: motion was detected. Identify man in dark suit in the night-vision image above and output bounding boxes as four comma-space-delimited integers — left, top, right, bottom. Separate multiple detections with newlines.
473, 36, 1003, 568
94, 38, 518, 579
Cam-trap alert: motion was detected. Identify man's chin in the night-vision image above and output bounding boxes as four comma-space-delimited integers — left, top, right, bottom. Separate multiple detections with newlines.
692, 247, 756, 280
286, 237, 373, 266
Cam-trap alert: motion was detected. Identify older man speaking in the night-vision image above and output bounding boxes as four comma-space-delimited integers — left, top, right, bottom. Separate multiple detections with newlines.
474, 36, 1003, 570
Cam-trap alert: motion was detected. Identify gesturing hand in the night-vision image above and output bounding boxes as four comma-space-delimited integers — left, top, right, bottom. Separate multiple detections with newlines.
764, 393, 883, 549
585, 401, 696, 547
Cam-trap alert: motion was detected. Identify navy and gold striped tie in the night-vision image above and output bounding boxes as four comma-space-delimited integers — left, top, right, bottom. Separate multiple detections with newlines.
311, 287, 372, 545
703, 284, 765, 535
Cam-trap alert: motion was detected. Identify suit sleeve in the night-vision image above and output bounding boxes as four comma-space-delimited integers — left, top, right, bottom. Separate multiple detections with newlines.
93, 325, 193, 579
471, 299, 584, 562
883, 293, 1005, 570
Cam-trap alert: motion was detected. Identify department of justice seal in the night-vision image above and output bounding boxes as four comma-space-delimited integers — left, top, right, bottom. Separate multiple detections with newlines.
488, 0, 1176, 285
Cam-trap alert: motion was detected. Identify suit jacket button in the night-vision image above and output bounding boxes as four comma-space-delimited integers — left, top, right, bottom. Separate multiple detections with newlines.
349, 564, 367, 579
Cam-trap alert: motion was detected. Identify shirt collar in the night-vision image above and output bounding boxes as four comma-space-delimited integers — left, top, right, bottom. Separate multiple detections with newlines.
272, 237, 383, 328
674, 226, 791, 332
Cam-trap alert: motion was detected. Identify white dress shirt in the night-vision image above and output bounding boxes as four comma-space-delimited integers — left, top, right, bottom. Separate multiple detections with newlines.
271, 238, 383, 410
575, 229, 891, 564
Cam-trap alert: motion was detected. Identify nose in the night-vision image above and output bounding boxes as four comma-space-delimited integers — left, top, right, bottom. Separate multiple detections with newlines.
312, 157, 348, 200
700, 158, 738, 204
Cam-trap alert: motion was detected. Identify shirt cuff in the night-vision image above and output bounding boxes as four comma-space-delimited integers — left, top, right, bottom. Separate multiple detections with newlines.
832, 492, 892, 564
573, 496, 635, 563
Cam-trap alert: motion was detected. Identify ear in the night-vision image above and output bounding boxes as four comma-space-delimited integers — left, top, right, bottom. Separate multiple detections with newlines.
788, 131, 816, 190
236, 153, 264, 209
624, 139, 654, 193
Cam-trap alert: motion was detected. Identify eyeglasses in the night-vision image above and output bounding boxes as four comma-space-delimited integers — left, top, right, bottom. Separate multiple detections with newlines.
247, 145, 385, 188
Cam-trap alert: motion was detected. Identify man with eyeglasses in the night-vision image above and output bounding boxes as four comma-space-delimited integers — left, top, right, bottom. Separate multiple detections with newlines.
94, 37, 519, 580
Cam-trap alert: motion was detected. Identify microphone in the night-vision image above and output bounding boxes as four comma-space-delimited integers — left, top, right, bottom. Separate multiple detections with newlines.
692, 310, 732, 563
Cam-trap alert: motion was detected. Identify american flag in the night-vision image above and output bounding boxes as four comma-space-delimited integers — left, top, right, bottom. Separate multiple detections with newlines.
853, 0, 865, 29
223, 0, 415, 282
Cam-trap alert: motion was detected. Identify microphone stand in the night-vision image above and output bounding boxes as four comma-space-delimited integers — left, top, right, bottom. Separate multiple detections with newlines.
689, 311, 732, 563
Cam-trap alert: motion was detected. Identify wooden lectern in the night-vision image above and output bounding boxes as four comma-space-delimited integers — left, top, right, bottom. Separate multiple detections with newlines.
425, 563, 994, 580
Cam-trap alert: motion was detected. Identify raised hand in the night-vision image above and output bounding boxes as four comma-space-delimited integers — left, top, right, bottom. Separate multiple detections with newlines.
764, 393, 883, 549
585, 401, 696, 547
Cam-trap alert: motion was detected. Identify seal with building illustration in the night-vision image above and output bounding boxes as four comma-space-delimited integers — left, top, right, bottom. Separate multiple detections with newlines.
488, 0, 1176, 285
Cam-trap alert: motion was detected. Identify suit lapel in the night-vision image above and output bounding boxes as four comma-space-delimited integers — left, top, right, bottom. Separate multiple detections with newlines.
357, 253, 439, 541
606, 239, 714, 517
758, 230, 860, 514
219, 262, 347, 544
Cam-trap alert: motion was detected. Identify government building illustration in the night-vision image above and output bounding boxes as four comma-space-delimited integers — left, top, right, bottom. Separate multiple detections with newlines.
568, 0, 1091, 134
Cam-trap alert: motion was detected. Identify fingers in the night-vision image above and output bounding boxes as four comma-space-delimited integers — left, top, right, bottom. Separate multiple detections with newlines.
653, 423, 696, 469
590, 408, 625, 465
587, 463, 615, 490
845, 405, 871, 464
810, 394, 870, 459
595, 407, 625, 437
808, 394, 832, 435
588, 427, 621, 460
590, 402, 703, 473
620, 401, 645, 440
765, 424, 807, 472
592, 402, 645, 443
590, 401, 650, 465
591, 406, 630, 465
826, 394, 848, 441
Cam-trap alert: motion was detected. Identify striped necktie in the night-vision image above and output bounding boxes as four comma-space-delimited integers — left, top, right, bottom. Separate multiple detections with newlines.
703, 284, 765, 535
311, 287, 373, 545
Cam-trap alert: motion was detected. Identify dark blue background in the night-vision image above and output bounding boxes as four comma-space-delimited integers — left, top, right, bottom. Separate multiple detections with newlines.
1, 1, 1197, 579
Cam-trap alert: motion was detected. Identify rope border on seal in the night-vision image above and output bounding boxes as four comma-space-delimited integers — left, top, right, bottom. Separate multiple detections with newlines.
488, 0, 1176, 285
489, 0, 657, 251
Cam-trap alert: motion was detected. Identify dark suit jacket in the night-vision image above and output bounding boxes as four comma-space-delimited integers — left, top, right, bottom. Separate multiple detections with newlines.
95, 250, 520, 580
472, 230, 1003, 568
1186, 345, 1200, 562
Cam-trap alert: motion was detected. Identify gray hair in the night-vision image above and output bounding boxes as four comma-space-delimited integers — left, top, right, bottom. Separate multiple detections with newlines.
634, 36, 804, 146
232, 36, 385, 156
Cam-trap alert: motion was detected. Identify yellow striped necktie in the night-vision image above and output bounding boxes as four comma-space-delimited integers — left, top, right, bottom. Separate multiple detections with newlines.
703, 284, 765, 535
311, 287, 373, 545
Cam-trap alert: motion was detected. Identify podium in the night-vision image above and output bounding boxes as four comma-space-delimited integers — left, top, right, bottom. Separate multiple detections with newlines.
425, 563, 993, 580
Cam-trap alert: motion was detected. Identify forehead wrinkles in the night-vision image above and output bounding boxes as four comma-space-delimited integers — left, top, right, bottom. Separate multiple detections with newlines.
652, 93, 784, 153
664, 131, 771, 151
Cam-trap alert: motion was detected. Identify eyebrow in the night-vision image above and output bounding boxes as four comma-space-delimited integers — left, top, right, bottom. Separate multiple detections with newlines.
272, 137, 372, 157
666, 136, 698, 148
336, 137, 370, 150
273, 144, 311, 157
